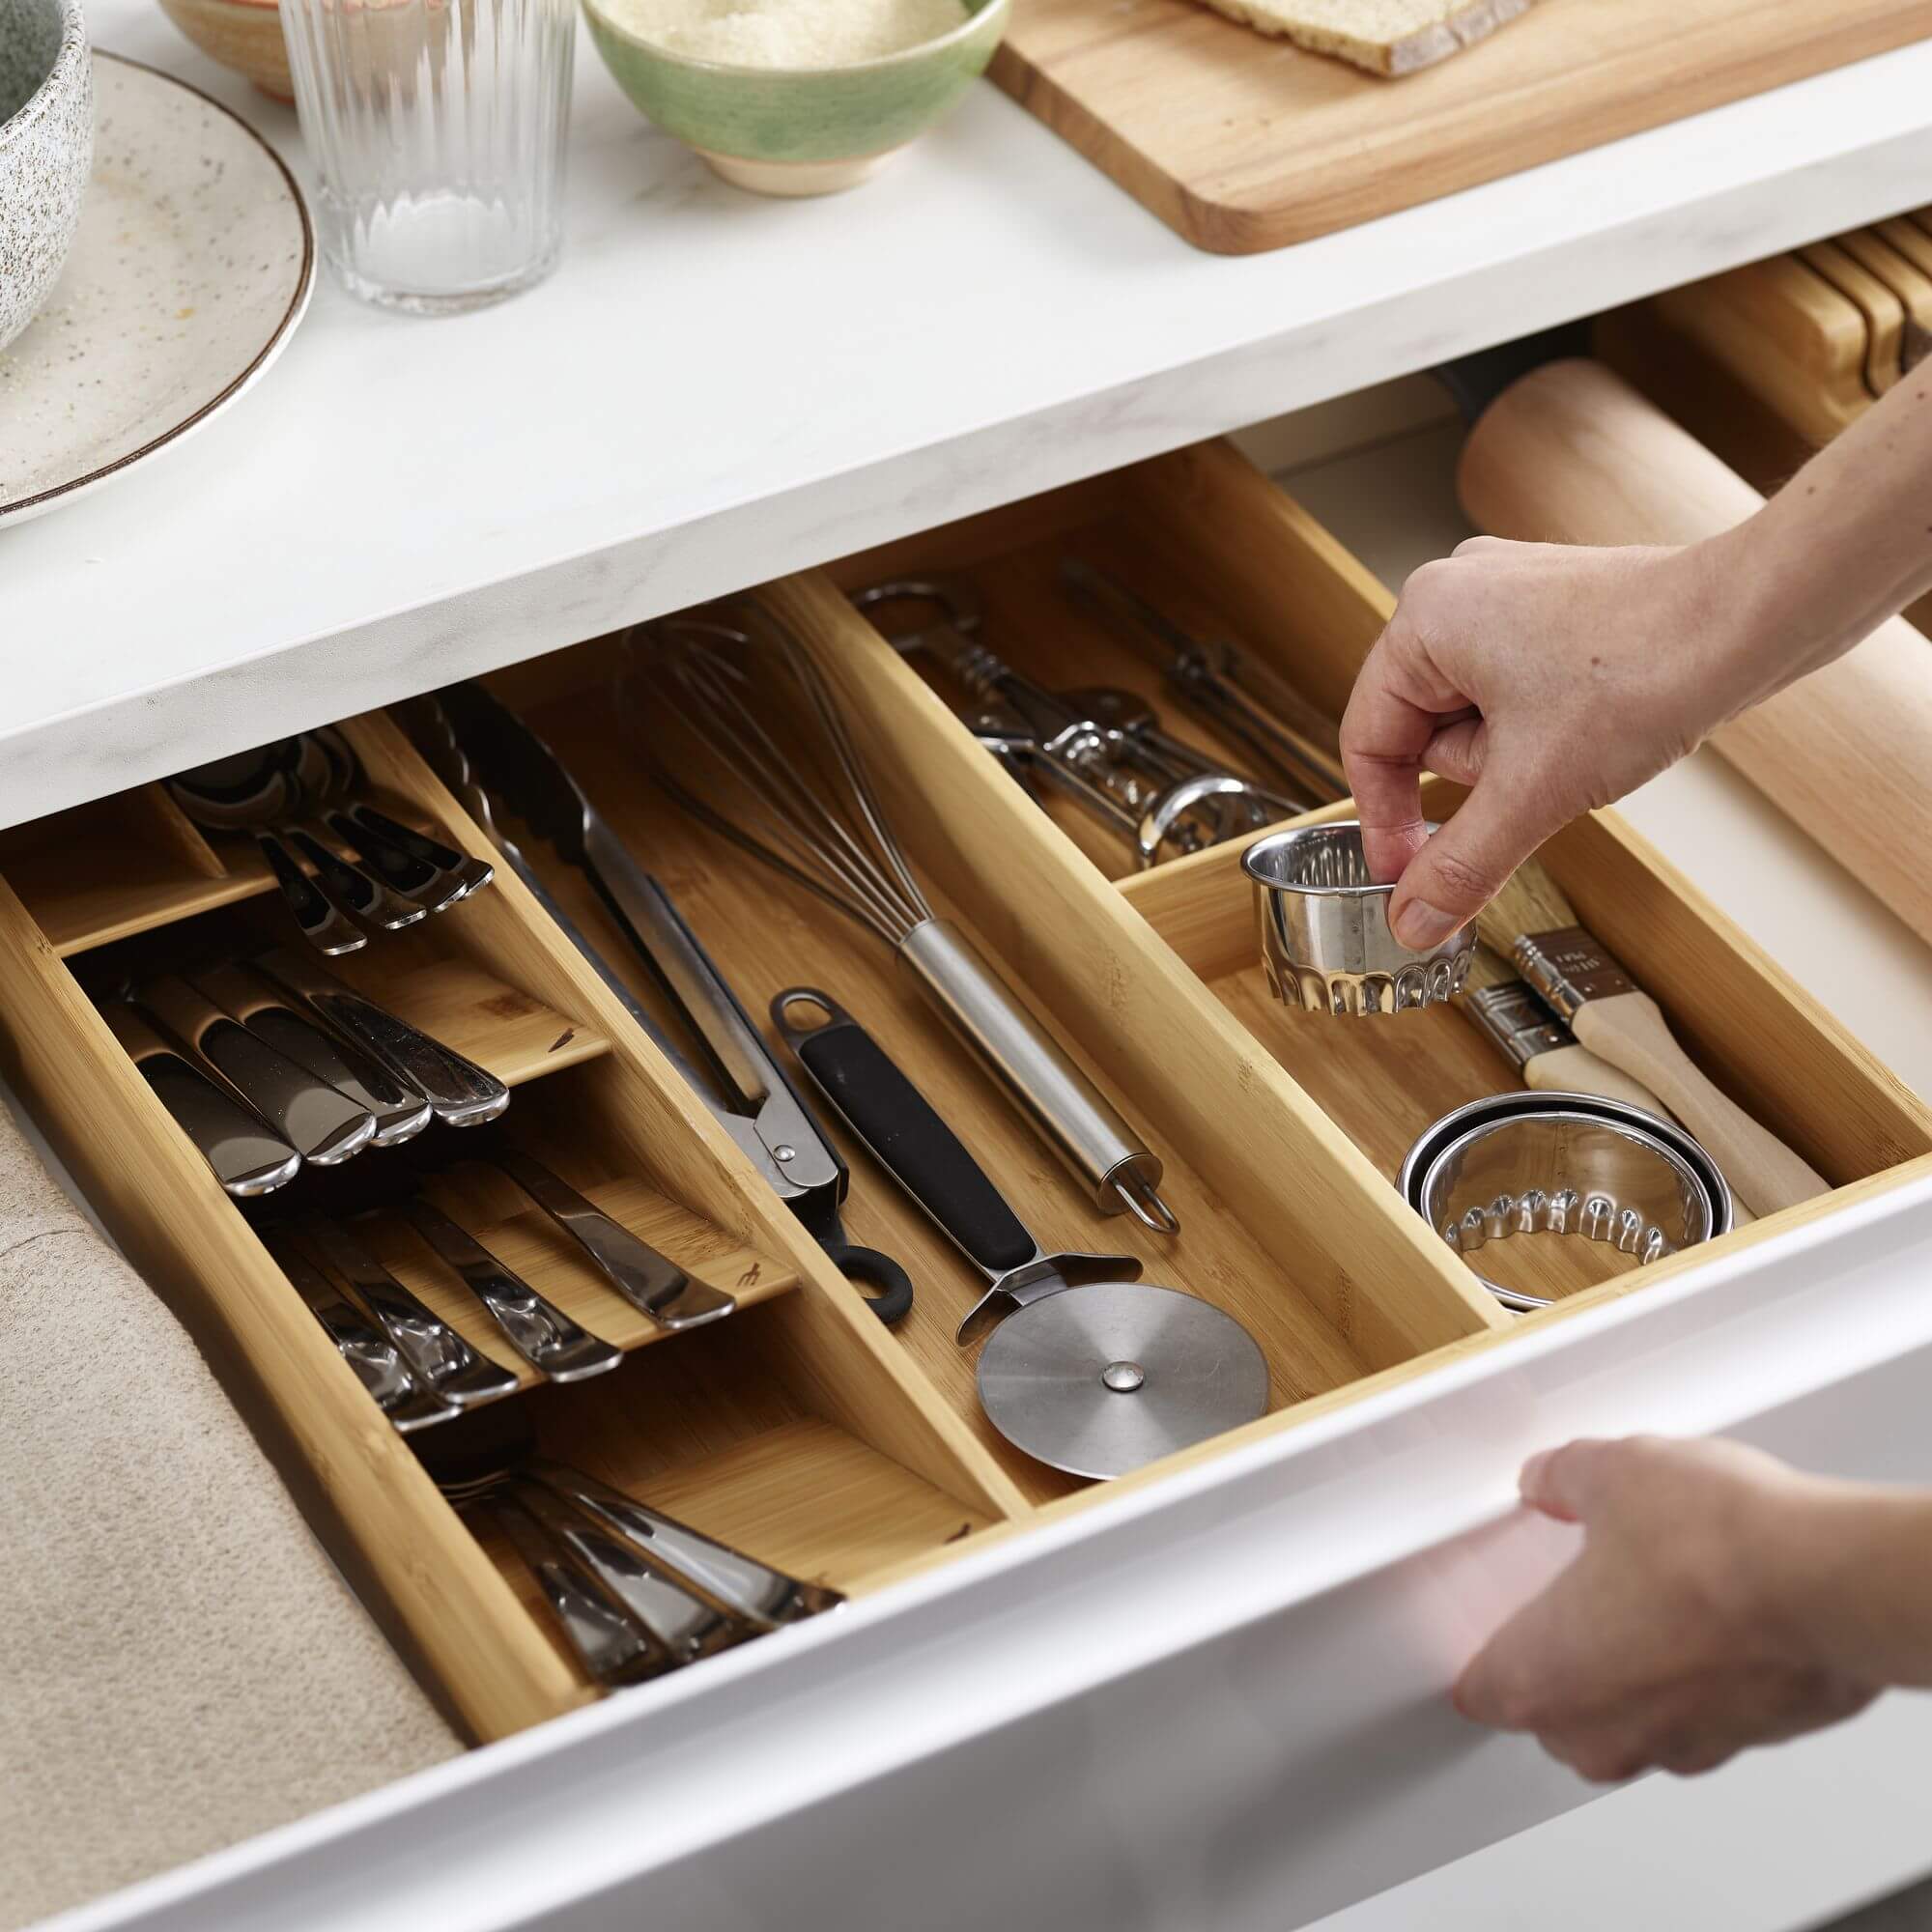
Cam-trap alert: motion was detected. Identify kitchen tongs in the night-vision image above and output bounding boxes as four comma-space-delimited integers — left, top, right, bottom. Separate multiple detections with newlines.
413, 684, 913, 1323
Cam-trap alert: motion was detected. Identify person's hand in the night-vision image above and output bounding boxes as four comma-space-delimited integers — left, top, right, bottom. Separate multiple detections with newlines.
1454, 1436, 1878, 1781
1340, 537, 1760, 950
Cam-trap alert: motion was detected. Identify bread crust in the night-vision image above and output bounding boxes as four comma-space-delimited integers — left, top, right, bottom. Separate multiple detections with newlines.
1194, 0, 1534, 75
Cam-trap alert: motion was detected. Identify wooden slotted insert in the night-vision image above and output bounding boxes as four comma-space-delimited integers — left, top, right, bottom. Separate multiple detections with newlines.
818, 434, 1932, 1300
0, 706, 1022, 1745
460, 1318, 997, 1692
0, 761, 496, 962
817, 471, 1335, 887
75, 885, 612, 1094
265, 1098, 798, 1391
0, 782, 273, 955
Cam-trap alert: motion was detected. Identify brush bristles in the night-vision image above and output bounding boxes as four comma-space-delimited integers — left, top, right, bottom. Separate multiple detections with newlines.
1475, 858, 1578, 953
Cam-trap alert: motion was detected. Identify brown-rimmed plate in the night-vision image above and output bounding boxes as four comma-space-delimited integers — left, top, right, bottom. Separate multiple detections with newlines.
0, 51, 313, 526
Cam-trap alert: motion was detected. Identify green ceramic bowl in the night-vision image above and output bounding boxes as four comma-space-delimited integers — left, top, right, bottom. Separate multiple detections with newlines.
581, 0, 1010, 195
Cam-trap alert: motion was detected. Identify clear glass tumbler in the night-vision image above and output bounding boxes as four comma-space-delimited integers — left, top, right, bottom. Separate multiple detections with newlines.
280, 0, 574, 314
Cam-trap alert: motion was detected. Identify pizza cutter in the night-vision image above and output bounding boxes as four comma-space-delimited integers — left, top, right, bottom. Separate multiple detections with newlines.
772, 988, 1267, 1479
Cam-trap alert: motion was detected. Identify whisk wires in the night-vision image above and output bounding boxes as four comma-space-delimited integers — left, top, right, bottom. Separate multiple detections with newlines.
618, 610, 933, 947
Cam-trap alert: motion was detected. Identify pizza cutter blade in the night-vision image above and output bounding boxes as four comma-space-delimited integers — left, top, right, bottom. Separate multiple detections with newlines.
977, 1280, 1269, 1479
773, 987, 1270, 1482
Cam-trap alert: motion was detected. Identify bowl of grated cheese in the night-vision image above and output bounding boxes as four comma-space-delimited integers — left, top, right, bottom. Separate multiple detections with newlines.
581, 0, 1010, 195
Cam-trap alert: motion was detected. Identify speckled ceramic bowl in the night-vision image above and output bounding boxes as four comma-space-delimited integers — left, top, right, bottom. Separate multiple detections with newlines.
581, 0, 1009, 196
0, 0, 92, 352
156, 0, 295, 101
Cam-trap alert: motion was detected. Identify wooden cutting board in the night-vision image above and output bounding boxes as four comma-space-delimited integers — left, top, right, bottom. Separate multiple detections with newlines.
989, 0, 1932, 254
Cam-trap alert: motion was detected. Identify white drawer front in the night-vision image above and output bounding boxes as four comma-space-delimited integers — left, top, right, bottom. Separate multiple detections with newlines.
59, 1175, 1932, 1932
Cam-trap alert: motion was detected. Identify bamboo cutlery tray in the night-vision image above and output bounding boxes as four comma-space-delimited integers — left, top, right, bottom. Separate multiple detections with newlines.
3, 436, 1928, 1748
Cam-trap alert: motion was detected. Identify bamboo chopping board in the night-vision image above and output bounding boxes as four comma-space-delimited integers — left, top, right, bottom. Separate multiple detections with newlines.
990, 0, 1932, 254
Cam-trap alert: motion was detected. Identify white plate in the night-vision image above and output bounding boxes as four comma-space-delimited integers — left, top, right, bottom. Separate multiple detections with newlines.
0, 51, 313, 525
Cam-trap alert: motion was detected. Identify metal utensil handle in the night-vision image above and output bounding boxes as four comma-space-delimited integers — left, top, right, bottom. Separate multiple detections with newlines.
253, 829, 367, 955
580, 824, 782, 1108
892, 920, 1175, 1232
240, 1007, 434, 1147
774, 988, 1037, 1279
100, 1000, 303, 1197
537, 1460, 841, 1626
137, 1058, 305, 1197
251, 949, 510, 1125
138, 976, 378, 1166
301, 1219, 518, 1406
512, 1479, 746, 1663
327, 810, 469, 912
485, 1492, 673, 1688
491, 1151, 734, 1331
346, 803, 466, 874
189, 961, 434, 1144
282, 825, 427, 931
403, 1201, 620, 1382
578, 830, 840, 1183
348, 804, 495, 895
268, 1238, 451, 1427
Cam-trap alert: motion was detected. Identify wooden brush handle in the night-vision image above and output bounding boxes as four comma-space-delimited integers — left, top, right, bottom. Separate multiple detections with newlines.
1459, 359, 1932, 952
1569, 991, 1828, 1214
1520, 1043, 1674, 1117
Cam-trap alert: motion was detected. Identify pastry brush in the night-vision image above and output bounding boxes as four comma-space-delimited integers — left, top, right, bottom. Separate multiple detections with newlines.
1459, 944, 1673, 1114
1478, 864, 1827, 1215
1458, 947, 1755, 1227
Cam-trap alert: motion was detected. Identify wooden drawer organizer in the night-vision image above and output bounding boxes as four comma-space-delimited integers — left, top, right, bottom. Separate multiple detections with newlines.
3, 438, 1928, 1749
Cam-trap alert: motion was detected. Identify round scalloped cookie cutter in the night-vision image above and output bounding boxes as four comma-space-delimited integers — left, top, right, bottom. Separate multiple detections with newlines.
1399, 1092, 1733, 1312
1243, 820, 1476, 1016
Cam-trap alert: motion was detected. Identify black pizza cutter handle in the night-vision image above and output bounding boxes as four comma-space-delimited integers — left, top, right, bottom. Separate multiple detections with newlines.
772, 988, 1050, 1338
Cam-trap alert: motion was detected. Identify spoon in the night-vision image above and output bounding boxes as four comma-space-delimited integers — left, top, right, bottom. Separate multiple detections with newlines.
168, 744, 371, 955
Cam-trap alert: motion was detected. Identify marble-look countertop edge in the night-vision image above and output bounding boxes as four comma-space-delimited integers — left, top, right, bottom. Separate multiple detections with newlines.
6, 26, 1932, 829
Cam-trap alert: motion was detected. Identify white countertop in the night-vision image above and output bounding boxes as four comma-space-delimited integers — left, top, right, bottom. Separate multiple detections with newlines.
6, 7, 1932, 828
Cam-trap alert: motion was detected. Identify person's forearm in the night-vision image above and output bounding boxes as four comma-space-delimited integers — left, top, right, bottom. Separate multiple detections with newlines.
1765, 1477, 1932, 1691
1710, 377, 1932, 707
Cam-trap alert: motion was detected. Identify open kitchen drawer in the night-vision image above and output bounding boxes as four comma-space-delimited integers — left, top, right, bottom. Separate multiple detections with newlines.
8, 435, 1932, 1927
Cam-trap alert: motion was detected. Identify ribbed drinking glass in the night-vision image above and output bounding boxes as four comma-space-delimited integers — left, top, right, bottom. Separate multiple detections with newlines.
280, 0, 574, 314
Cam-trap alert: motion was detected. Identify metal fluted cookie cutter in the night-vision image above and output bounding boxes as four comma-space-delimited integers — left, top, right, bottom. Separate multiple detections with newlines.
1399, 1092, 1734, 1312
1243, 821, 1475, 1016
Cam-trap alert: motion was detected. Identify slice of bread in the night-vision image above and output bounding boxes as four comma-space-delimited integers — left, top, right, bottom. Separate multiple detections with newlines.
1196, 0, 1538, 75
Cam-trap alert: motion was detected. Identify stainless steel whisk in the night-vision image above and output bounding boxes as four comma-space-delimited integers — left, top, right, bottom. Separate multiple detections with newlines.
622, 609, 1179, 1235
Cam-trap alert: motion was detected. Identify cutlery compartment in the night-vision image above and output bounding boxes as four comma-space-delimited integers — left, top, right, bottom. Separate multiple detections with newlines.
815, 437, 1932, 1309
468, 1322, 998, 1692
0, 711, 1014, 1742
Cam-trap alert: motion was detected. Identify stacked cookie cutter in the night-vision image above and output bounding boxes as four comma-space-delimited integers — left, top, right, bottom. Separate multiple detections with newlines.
1239, 821, 1733, 1306
1400, 1093, 1733, 1311
1243, 821, 1476, 1016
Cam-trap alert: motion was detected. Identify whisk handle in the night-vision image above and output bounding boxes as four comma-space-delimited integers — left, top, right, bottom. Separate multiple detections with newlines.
895, 919, 1175, 1232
